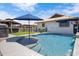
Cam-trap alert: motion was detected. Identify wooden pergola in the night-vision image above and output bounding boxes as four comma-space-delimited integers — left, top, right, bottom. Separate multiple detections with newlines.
0, 19, 21, 33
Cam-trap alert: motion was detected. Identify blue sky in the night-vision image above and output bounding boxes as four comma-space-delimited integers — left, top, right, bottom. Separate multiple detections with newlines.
0, 3, 79, 20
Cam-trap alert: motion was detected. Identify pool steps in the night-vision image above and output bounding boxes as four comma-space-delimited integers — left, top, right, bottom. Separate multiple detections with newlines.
26, 43, 38, 48
32, 44, 41, 53
26, 42, 42, 54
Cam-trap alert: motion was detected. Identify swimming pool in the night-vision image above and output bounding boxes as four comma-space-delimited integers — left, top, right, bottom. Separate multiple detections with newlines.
30, 33, 75, 56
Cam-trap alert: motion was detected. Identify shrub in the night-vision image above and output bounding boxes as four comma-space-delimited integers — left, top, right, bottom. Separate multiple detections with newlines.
39, 28, 45, 33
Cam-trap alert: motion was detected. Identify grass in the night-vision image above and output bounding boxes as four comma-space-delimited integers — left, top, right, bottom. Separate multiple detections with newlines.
11, 31, 39, 36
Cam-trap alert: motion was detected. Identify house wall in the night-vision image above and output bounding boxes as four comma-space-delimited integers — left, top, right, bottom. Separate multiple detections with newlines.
37, 23, 43, 29
37, 21, 75, 34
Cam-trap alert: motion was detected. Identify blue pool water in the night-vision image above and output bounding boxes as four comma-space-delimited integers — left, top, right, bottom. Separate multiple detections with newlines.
31, 33, 75, 56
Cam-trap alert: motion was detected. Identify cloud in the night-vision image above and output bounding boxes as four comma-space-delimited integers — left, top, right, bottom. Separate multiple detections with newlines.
36, 9, 57, 19
0, 11, 15, 19
62, 4, 79, 15
12, 3, 37, 12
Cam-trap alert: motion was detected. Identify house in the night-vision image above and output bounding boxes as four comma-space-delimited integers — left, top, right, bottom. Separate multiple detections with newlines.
36, 14, 79, 35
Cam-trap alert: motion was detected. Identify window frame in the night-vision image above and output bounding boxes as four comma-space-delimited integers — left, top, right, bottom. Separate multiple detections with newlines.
59, 21, 70, 27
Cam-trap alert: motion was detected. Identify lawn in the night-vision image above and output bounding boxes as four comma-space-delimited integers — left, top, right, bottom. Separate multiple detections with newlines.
11, 31, 39, 36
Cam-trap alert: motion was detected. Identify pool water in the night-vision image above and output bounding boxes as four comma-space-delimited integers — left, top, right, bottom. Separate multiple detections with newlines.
31, 33, 75, 56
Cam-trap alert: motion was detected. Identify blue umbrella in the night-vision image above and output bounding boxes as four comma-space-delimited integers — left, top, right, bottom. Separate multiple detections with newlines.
13, 14, 43, 39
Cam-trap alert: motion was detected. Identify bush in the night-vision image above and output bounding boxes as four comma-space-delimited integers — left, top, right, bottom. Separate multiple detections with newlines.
39, 28, 45, 33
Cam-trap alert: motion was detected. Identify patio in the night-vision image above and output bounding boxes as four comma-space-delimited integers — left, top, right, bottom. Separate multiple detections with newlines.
0, 39, 42, 56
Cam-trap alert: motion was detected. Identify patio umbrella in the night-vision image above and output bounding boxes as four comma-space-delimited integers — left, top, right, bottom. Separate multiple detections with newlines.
13, 14, 43, 39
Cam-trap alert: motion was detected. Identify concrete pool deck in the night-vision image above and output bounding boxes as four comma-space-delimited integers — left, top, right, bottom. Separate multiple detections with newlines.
0, 39, 42, 56
73, 33, 79, 56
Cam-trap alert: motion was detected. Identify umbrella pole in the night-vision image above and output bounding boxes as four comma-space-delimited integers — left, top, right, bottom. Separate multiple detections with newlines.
28, 20, 30, 40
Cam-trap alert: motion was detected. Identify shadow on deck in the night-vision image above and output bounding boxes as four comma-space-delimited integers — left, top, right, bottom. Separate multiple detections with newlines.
7, 36, 38, 46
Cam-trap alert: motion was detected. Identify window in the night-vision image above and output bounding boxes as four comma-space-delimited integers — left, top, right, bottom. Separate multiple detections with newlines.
59, 21, 69, 27
42, 23, 45, 27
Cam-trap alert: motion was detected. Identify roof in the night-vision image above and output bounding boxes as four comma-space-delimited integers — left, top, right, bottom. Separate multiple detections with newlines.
14, 14, 43, 20
0, 20, 20, 24
37, 14, 79, 23
0, 24, 8, 28
49, 13, 64, 18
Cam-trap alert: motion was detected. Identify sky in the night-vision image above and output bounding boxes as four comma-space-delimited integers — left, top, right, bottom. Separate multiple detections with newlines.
0, 3, 79, 24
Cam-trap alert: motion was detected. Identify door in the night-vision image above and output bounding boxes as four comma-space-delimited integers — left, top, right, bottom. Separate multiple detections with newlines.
78, 25, 79, 32
73, 24, 77, 34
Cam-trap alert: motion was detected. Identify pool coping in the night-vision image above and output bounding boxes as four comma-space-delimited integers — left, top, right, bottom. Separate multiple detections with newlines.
72, 33, 79, 56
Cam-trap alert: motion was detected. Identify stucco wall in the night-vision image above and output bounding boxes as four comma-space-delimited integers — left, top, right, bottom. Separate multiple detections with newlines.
37, 21, 74, 34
